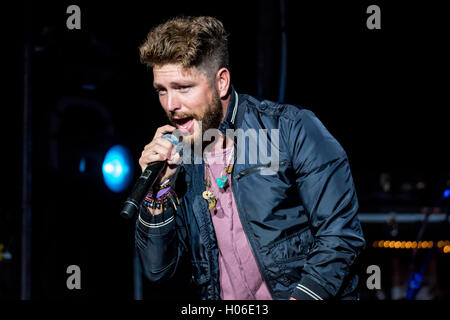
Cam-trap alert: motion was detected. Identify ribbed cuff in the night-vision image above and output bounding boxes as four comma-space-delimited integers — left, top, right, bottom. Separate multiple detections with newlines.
137, 204, 175, 235
291, 276, 330, 301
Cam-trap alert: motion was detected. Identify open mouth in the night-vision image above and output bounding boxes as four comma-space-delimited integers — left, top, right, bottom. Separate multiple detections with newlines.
173, 116, 195, 132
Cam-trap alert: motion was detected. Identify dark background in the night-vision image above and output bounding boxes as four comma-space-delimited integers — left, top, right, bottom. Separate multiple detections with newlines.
1, 0, 449, 299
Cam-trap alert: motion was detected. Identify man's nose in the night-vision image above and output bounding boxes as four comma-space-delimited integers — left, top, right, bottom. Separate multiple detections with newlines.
167, 92, 181, 112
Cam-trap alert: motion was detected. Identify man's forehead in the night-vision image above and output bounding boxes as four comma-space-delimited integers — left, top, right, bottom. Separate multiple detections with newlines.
153, 63, 201, 79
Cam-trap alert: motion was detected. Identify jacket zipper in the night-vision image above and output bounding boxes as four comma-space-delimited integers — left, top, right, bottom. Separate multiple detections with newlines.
230, 150, 277, 299
234, 161, 287, 180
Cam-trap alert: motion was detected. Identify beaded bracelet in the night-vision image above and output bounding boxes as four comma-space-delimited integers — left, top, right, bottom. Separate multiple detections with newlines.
143, 187, 180, 215
154, 178, 172, 190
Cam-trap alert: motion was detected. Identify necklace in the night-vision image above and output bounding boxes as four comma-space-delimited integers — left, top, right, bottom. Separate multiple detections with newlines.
202, 146, 234, 210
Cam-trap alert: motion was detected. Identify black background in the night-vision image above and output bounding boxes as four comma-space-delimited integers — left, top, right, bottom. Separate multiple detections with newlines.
1, 0, 448, 300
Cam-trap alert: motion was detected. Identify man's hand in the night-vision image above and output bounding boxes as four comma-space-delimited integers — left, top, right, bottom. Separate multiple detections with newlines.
139, 125, 181, 186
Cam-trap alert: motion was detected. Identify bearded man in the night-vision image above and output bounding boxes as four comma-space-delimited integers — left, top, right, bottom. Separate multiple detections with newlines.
135, 16, 365, 300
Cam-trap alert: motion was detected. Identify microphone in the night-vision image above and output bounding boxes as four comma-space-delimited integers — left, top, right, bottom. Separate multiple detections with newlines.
120, 133, 181, 219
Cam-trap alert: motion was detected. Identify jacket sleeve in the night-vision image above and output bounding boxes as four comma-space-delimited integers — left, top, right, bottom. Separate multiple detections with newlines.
135, 169, 187, 282
288, 109, 366, 300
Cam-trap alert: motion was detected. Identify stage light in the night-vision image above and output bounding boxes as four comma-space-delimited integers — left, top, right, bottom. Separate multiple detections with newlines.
79, 157, 86, 173
102, 145, 134, 193
443, 189, 450, 199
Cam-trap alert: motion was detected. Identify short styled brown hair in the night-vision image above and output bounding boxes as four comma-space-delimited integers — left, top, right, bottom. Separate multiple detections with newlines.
139, 16, 229, 80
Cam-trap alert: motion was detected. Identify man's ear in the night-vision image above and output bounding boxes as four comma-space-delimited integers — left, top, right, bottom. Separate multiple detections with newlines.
215, 68, 231, 99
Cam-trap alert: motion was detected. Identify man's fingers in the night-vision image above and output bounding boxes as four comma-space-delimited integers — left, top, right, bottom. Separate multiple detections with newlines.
144, 124, 177, 150
139, 152, 166, 171
144, 144, 171, 160
139, 124, 179, 172
157, 137, 175, 149
144, 136, 173, 151
154, 124, 177, 139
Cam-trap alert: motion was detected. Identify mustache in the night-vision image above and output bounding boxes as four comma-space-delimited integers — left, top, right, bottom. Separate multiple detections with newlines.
167, 112, 200, 123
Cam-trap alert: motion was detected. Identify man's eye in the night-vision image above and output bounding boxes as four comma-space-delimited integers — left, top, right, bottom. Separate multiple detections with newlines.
179, 86, 191, 93
156, 89, 166, 96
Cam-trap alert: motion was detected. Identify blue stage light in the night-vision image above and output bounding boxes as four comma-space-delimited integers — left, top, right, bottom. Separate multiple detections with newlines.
79, 157, 86, 173
102, 145, 134, 193
443, 189, 450, 199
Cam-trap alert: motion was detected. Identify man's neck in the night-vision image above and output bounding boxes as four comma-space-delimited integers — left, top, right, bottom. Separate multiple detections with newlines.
220, 89, 232, 124
210, 90, 233, 152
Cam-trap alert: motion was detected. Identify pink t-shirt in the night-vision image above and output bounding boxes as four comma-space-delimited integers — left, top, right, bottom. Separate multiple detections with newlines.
204, 147, 272, 300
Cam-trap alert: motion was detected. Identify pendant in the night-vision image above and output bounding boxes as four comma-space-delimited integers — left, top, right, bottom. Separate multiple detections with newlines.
208, 198, 216, 210
205, 174, 211, 188
202, 190, 214, 200
216, 175, 228, 189
202, 190, 216, 209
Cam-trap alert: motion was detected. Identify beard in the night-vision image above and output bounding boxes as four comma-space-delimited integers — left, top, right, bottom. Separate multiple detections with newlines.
166, 89, 223, 149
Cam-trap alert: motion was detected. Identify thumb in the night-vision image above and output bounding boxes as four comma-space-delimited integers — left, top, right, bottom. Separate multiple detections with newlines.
168, 150, 182, 165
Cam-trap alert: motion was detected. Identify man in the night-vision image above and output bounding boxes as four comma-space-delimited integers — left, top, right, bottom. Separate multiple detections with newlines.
136, 16, 365, 300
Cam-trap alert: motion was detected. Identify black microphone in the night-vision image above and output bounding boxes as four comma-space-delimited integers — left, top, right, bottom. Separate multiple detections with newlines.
120, 134, 181, 219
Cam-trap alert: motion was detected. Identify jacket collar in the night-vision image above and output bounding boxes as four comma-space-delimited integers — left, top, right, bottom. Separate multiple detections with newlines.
218, 85, 245, 134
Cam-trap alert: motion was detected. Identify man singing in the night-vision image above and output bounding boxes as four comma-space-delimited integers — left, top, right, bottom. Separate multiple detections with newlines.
135, 16, 365, 300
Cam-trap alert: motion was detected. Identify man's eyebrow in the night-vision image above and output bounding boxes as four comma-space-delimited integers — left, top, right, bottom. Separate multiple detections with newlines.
153, 81, 194, 89
153, 82, 164, 89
